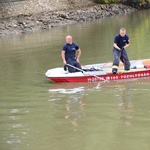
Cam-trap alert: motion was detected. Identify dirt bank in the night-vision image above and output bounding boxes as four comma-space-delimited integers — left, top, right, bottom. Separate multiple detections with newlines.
0, 4, 135, 37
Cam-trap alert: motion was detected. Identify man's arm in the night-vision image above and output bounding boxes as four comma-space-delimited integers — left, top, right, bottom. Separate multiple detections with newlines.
76, 49, 81, 63
113, 35, 121, 50
124, 43, 130, 48
114, 43, 121, 50
61, 50, 67, 65
125, 35, 130, 49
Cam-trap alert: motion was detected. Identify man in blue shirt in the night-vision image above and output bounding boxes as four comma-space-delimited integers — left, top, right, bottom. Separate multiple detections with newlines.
112, 28, 130, 74
62, 36, 82, 73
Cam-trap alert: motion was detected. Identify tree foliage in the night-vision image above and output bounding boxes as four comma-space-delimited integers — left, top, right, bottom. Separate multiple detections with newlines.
94, 0, 150, 4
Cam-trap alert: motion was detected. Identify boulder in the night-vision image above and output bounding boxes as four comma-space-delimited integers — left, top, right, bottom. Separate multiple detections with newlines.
59, 13, 66, 18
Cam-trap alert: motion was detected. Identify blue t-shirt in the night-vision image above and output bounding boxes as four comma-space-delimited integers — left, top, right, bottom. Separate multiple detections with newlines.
62, 43, 79, 61
114, 34, 130, 49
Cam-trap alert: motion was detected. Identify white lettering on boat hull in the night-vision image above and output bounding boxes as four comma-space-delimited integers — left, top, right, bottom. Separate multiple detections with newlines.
87, 72, 150, 82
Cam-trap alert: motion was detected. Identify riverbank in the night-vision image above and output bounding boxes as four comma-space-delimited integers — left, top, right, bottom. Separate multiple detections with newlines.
0, 4, 135, 37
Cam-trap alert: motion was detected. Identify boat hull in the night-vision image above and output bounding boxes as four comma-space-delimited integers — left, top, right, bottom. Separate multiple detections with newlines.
47, 70, 150, 82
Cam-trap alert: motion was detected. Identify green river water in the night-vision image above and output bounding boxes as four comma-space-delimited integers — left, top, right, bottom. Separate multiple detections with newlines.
0, 9, 150, 150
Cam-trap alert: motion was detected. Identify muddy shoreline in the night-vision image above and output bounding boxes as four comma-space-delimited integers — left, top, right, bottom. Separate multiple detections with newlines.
0, 4, 135, 37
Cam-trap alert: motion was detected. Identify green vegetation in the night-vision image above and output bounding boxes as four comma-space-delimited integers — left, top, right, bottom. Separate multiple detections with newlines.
93, 0, 118, 3
94, 0, 150, 4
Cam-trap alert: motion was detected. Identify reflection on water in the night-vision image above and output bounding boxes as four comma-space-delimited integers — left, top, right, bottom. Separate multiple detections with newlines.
50, 86, 86, 126
48, 78, 149, 129
1, 78, 150, 149
49, 87, 85, 94
65, 91, 85, 127
49, 83, 90, 127
115, 84, 134, 126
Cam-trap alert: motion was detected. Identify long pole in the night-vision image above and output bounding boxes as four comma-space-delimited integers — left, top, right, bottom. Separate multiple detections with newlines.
67, 64, 107, 82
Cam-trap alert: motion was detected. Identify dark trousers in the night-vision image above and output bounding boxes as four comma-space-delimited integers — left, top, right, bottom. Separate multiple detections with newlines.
67, 58, 82, 73
113, 48, 130, 70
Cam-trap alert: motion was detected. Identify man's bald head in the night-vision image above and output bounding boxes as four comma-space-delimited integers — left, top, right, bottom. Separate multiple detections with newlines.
66, 35, 72, 44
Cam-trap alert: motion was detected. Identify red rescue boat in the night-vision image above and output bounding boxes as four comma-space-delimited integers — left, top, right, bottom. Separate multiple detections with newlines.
45, 59, 150, 83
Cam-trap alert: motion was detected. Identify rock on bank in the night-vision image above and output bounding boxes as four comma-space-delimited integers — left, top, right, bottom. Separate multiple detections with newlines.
0, 4, 135, 37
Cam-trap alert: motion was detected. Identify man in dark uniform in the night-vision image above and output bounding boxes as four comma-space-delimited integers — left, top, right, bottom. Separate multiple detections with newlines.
62, 35, 82, 73
112, 28, 130, 74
